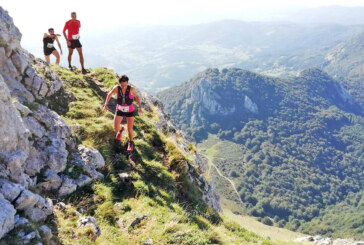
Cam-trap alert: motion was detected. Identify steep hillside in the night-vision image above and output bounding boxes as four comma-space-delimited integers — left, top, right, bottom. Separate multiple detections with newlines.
157, 68, 364, 239
322, 31, 364, 109
0, 6, 277, 245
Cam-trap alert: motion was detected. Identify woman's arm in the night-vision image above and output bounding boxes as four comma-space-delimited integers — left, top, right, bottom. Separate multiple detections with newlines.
102, 86, 118, 113
131, 87, 142, 115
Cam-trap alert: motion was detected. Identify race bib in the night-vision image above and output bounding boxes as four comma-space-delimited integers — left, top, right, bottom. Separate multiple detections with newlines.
72, 34, 80, 40
116, 104, 129, 112
47, 43, 54, 48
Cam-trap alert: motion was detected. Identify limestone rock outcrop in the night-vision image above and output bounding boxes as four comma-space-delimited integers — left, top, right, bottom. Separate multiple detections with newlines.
0, 6, 105, 240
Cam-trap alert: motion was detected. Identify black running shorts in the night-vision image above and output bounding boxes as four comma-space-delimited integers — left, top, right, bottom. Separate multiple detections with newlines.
68, 39, 82, 49
116, 110, 135, 117
44, 47, 56, 56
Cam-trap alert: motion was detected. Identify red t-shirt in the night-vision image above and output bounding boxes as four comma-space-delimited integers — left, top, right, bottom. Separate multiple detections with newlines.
63, 20, 81, 40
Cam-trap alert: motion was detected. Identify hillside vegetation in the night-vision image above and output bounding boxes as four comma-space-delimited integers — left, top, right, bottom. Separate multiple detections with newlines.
33, 65, 277, 245
158, 68, 364, 239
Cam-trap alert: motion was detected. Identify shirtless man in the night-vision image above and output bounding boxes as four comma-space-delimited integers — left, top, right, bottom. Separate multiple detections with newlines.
43, 28, 62, 65
63, 12, 88, 74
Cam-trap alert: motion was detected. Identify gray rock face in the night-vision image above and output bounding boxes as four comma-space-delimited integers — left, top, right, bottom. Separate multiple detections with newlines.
191, 78, 235, 116
0, 195, 16, 239
32, 104, 73, 139
0, 75, 30, 154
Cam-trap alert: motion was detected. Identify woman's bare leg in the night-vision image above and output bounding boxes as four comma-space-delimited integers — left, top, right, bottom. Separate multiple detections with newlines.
52, 50, 60, 65
126, 116, 134, 141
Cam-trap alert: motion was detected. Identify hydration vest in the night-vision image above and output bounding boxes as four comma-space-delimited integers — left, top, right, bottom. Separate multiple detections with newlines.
117, 85, 133, 105
43, 36, 55, 49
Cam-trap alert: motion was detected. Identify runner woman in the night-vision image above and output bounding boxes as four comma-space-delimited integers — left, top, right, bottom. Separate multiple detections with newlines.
43, 28, 62, 65
102, 75, 142, 152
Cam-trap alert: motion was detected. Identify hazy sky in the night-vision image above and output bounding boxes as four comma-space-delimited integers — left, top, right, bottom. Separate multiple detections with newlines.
2, 0, 364, 56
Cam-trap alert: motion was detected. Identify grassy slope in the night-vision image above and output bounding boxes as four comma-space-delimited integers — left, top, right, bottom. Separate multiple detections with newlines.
198, 134, 306, 243
45, 66, 278, 245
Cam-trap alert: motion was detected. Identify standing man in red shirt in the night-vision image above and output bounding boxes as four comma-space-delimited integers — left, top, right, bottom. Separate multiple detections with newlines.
63, 12, 89, 74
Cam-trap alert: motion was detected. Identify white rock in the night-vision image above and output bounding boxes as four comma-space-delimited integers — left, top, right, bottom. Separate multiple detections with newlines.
244, 95, 259, 114
295, 236, 314, 242
333, 239, 354, 245
317, 237, 334, 245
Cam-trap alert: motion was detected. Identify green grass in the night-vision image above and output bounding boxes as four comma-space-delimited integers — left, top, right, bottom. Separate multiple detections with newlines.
45, 66, 278, 244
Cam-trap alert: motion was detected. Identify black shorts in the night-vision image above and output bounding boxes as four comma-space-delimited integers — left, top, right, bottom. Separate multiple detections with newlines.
68, 39, 82, 49
116, 110, 135, 117
44, 48, 56, 56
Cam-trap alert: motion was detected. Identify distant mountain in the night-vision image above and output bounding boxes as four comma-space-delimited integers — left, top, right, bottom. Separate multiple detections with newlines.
322, 31, 364, 109
81, 20, 364, 92
157, 68, 364, 239
281, 6, 364, 25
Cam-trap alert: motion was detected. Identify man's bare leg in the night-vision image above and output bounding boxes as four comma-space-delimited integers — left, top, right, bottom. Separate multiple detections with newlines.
68, 48, 74, 69
76, 47, 85, 70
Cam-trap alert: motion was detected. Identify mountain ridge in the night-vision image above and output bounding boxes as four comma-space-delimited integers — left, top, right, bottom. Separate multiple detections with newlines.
157, 67, 364, 239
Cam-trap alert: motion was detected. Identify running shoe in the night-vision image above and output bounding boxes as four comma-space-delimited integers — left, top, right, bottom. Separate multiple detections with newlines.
82, 68, 90, 74
115, 128, 124, 140
127, 141, 134, 152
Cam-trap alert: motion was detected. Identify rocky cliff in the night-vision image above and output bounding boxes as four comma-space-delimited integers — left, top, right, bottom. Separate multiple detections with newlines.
0, 7, 106, 242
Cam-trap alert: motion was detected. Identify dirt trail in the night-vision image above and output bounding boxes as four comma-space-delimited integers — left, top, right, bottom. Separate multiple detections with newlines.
206, 149, 245, 206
